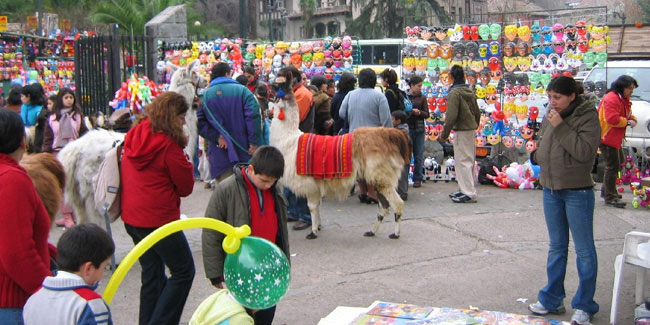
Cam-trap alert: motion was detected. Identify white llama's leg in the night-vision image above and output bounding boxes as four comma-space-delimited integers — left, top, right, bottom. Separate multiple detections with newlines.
306, 193, 322, 240
365, 186, 403, 239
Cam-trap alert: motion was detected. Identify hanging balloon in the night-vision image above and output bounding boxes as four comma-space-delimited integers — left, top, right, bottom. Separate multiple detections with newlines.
224, 236, 291, 310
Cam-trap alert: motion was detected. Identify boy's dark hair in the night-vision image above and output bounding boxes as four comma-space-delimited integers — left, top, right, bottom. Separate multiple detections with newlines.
250, 145, 284, 179
285, 65, 302, 84
450, 65, 465, 84
56, 223, 115, 271
7, 88, 22, 106
337, 72, 357, 92
326, 79, 336, 89
310, 75, 327, 89
210, 62, 231, 79
242, 66, 256, 76
379, 68, 398, 85
391, 110, 407, 124
609, 75, 638, 96
255, 82, 268, 99
358, 68, 377, 88
0, 108, 25, 154
408, 75, 423, 86
235, 74, 249, 86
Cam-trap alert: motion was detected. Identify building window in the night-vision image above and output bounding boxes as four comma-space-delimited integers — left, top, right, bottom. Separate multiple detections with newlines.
327, 21, 340, 35
339, 0, 346, 5
459, 7, 462, 23
315, 22, 326, 38
451, 6, 456, 20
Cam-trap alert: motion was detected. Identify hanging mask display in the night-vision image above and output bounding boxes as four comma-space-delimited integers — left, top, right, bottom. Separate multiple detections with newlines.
517, 56, 532, 72
531, 41, 542, 56
405, 26, 421, 42
505, 25, 518, 41
517, 42, 529, 56
434, 27, 448, 41
518, 25, 531, 42
504, 42, 515, 57
541, 26, 553, 42
440, 44, 453, 59
565, 24, 577, 40
489, 41, 501, 57
490, 24, 502, 40
583, 51, 595, 69
504, 57, 517, 72
577, 36, 589, 53
542, 41, 554, 55
470, 25, 479, 41
420, 27, 433, 41
427, 43, 440, 58
531, 23, 542, 41
552, 23, 564, 40
465, 42, 478, 59
478, 43, 489, 60
478, 24, 490, 41
553, 38, 565, 54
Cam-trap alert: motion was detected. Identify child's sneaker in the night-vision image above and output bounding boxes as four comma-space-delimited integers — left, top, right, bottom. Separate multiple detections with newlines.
571, 309, 591, 324
528, 301, 566, 315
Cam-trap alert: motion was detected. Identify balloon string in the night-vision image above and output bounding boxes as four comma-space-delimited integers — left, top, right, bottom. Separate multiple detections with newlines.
102, 218, 251, 305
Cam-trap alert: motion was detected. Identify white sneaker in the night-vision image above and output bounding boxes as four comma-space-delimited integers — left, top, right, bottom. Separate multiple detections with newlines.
570, 309, 591, 324
528, 301, 566, 315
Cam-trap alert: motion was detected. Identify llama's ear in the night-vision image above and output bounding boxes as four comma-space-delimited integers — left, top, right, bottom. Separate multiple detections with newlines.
188, 59, 199, 71
167, 61, 179, 72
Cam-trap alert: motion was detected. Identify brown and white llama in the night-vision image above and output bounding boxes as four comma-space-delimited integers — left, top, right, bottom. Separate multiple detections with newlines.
269, 73, 411, 239
20, 153, 66, 222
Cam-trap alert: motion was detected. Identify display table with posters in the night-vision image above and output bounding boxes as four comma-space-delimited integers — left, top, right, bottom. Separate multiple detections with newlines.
318, 301, 570, 324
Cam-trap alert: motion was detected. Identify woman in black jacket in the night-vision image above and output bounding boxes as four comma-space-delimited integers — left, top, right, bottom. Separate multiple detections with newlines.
330, 72, 356, 135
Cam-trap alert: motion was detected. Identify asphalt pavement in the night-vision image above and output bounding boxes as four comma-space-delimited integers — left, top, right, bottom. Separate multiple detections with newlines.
47, 180, 650, 324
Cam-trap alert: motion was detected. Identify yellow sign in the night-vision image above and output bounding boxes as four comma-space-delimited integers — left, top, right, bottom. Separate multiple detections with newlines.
26, 16, 37, 29
60, 19, 71, 31
0, 16, 7, 32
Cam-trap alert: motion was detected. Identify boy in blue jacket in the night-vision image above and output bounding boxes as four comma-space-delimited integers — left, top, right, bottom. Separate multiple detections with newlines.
23, 224, 115, 325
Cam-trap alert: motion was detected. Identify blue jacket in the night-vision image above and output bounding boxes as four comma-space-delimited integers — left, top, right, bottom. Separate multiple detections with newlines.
20, 104, 42, 127
23, 271, 112, 325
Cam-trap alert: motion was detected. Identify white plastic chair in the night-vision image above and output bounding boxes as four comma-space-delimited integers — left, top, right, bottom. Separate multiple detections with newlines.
611, 231, 650, 324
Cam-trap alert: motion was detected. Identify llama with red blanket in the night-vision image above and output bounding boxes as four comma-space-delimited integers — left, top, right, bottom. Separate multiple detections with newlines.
270, 73, 411, 239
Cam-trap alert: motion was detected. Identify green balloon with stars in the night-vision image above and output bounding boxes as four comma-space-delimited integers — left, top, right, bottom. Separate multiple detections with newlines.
224, 236, 291, 309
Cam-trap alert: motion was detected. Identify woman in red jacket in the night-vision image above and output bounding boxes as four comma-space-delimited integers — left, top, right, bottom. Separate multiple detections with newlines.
0, 108, 53, 324
121, 92, 195, 325
598, 75, 638, 208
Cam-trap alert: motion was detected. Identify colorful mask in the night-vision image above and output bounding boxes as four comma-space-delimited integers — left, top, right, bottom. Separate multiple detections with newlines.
552, 23, 564, 40
577, 36, 589, 53
405, 26, 421, 42
531, 23, 541, 41
490, 69, 502, 82
437, 98, 447, 112
465, 42, 478, 59
434, 27, 447, 41
542, 41, 553, 55
525, 140, 537, 153
439, 71, 451, 86
518, 56, 531, 72
475, 85, 486, 99
453, 42, 465, 59
553, 38, 565, 54
470, 59, 484, 73
504, 103, 516, 119
517, 42, 529, 56
541, 26, 553, 42
490, 23, 502, 40
479, 24, 490, 41
595, 51, 607, 67
437, 57, 449, 71
420, 27, 433, 41
462, 25, 471, 41
518, 25, 531, 42
488, 57, 501, 72
531, 42, 542, 56
487, 134, 502, 145
540, 73, 552, 87
448, 24, 463, 42
470, 25, 479, 41
478, 43, 489, 60
505, 24, 518, 41
565, 24, 576, 40
576, 20, 588, 37
515, 104, 529, 120
502, 136, 514, 148
583, 51, 595, 69
489, 41, 501, 57
486, 91, 498, 104
504, 57, 517, 72
440, 44, 453, 59
555, 54, 568, 70
476, 135, 487, 146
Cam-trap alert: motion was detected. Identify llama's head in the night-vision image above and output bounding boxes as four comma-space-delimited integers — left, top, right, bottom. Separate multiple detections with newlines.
168, 60, 208, 91
270, 67, 299, 127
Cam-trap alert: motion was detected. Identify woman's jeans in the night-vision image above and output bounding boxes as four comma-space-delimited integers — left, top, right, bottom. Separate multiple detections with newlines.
538, 188, 599, 315
409, 130, 425, 182
0, 308, 23, 325
125, 224, 195, 325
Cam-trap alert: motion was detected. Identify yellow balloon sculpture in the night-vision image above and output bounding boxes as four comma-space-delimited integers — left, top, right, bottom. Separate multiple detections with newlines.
102, 218, 251, 304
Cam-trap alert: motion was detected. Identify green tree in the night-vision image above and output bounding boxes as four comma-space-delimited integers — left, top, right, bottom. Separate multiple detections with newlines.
300, 0, 316, 38
90, 0, 192, 35
346, 0, 450, 39
640, 0, 650, 21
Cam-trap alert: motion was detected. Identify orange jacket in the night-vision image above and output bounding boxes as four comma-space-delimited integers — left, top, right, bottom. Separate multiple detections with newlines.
598, 91, 635, 149
294, 84, 313, 122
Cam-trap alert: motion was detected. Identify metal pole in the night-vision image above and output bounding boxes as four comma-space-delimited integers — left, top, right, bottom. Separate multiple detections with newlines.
37, 0, 43, 36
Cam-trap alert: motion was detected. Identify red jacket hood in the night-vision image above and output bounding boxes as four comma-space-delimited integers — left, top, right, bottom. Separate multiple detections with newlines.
123, 119, 172, 170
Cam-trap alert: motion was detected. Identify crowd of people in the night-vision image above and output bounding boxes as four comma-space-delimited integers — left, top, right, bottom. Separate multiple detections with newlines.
0, 60, 641, 324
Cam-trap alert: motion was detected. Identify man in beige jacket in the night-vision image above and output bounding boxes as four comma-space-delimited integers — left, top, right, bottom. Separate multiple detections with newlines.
440, 65, 481, 203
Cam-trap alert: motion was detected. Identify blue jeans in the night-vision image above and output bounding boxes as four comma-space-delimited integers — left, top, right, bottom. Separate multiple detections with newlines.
409, 130, 425, 182
193, 140, 200, 178
283, 188, 311, 223
538, 188, 599, 315
125, 224, 196, 325
0, 308, 23, 325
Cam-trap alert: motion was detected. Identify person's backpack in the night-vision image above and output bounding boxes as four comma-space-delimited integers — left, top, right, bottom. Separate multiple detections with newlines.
93, 140, 123, 222
387, 88, 413, 113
